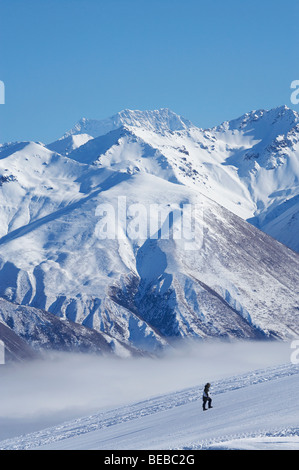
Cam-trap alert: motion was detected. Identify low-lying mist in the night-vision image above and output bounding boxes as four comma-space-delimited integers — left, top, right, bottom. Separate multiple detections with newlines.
0, 339, 293, 441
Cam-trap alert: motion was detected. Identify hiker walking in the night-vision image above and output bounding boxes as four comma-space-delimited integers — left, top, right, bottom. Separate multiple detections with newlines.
202, 383, 213, 411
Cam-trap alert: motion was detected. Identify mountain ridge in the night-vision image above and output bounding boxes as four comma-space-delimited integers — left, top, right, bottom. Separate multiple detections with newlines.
61, 108, 194, 141
54, 106, 299, 253
0, 106, 298, 356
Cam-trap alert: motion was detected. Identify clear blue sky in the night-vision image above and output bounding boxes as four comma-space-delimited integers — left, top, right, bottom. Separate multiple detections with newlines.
0, 0, 298, 143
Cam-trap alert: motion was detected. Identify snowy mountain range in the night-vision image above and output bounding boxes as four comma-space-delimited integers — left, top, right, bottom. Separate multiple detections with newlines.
0, 106, 298, 357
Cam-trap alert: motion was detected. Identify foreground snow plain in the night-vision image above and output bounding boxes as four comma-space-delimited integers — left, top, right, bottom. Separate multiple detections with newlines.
1, 359, 298, 451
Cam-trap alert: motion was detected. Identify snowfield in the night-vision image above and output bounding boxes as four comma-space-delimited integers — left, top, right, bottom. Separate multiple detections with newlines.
1, 362, 298, 451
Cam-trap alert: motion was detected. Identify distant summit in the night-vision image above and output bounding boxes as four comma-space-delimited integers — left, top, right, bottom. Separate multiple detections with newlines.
214, 105, 299, 136
62, 108, 194, 140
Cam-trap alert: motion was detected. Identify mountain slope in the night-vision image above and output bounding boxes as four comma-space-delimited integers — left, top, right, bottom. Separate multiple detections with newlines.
0, 297, 136, 357
0, 166, 297, 353
47, 134, 93, 156
214, 106, 299, 246
0, 321, 38, 362
0, 107, 298, 355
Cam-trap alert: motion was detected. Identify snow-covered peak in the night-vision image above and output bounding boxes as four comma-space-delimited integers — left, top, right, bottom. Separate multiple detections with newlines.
214, 105, 299, 138
62, 108, 194, 139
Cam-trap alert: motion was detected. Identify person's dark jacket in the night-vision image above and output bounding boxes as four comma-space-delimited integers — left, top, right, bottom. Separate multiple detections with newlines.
203, 384, 210, 399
